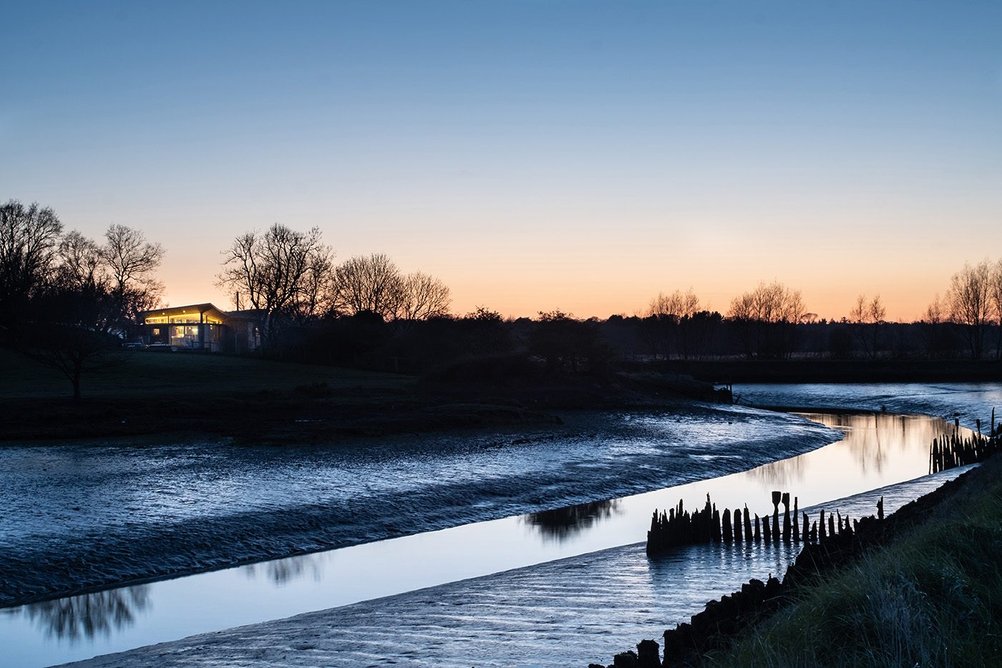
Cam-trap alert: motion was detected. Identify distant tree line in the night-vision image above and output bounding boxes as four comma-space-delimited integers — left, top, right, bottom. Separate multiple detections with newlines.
5, 202, 1002, 397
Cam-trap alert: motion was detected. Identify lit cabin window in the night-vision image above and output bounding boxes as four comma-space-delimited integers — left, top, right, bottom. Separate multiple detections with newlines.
152, 328, 160, 336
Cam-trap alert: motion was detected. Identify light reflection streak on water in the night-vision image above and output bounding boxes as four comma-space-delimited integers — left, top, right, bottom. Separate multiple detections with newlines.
0, 412, 977, 667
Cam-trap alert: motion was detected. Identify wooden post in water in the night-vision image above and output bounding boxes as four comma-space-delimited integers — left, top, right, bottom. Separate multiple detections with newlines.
802, 512, 810, 543
828, 513, 836, 538
712, 508, 721, 543
819, 510, 826, 540
792, 497, 799, 542
754, 514, 761, 542
771, 491, 781, 543
877, 496, 884, 521
734, 508, 743, 542
722, 508, 733, 543
743, 505, 753, 541
782, 492, 791, 541
763, 515, 772, 543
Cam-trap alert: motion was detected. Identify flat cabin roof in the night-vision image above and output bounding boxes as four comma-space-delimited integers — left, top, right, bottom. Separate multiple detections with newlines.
140, 303, 228, 322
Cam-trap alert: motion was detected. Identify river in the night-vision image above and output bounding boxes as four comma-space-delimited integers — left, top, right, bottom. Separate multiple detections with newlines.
0, 382, 998, 666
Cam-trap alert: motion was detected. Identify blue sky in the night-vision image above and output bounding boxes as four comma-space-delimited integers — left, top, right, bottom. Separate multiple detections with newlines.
2, 1, 1000, 319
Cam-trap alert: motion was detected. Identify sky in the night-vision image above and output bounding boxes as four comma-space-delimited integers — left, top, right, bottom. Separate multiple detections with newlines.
2, 1, 1000, 321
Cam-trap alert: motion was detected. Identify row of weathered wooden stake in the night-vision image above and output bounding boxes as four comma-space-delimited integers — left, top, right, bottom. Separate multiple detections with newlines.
646, 490, 883, 556
647, 413, 1000, 556
930, 412, 1002, 474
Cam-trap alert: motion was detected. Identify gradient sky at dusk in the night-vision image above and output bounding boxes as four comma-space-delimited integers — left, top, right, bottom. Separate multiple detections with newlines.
3, 1, 1000, 321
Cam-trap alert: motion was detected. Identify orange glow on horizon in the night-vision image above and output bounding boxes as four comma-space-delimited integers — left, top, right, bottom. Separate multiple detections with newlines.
162, 268, 949, 324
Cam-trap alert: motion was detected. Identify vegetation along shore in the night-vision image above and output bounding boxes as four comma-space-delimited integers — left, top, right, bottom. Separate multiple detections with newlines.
594, 424, 1002, 667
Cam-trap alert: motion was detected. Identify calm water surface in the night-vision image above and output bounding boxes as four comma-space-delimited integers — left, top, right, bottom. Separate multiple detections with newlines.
0, 411, 970, 667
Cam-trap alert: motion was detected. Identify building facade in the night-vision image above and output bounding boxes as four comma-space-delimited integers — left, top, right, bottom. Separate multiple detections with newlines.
138, 304, 261, 353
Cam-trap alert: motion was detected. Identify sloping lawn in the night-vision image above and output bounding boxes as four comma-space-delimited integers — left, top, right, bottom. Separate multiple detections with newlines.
0, 348, 412, 400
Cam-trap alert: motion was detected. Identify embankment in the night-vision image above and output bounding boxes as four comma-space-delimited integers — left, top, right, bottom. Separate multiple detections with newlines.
596, 452, 1002, 667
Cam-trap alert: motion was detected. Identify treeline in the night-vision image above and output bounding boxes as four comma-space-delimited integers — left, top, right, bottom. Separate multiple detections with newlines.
216, 224, 451, 347
0, 200, 164, 397
4, 201, 1002, 398
264, 307, 1002, 378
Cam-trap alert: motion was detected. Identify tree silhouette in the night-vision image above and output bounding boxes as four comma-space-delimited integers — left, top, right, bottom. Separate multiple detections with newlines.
849, 294, 886, 359
0, 199, 62, 332
946, 261, 993, 359
102, 224, 165, 327
218, 224, 332, 346
398, 271, 451, 320
728, 281, 805, 358
332, 253, 404, 320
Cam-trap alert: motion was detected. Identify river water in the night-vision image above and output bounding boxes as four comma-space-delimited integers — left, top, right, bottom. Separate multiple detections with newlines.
0, 406, 979, 667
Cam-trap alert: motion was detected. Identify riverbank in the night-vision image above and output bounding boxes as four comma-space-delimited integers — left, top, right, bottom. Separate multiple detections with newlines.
655, 358, 1002, 384
598, 445, 1002, 667
0, 349, 723, 443
0, 404, 833, 609
707, 451, 1002, 666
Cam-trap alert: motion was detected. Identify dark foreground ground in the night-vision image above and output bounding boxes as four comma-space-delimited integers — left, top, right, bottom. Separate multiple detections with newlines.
4, 348, 1000, 444
0, 349, 727, 443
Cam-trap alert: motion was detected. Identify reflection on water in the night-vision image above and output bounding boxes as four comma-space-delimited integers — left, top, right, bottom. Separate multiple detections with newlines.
242, 553, 325, 585
22, 586, 150, 641
749, 412, 967, 489
524, 499, 621, 542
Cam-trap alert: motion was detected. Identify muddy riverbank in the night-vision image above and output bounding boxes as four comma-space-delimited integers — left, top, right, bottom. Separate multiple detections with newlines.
0, 405, 832, 607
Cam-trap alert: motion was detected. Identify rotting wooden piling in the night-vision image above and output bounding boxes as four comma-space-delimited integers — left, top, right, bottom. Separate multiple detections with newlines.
647, 490, 889, 556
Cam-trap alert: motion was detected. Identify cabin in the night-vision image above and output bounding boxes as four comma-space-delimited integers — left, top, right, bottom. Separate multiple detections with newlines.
138, 303, 261, 353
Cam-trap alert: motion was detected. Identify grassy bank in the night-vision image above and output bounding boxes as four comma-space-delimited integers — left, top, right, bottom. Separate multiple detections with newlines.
0, 348, 714, 442
0, 347, 411, 399
704, 456, 1002, 667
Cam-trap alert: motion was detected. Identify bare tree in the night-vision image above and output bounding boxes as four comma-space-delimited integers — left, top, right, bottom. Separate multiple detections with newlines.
332, 253, 404, 320
728, 281, 805, 358
290, 243, 336, 323
55, 231, 106, 291
946, 261, 993, 359
398, 272, 451, 320
849, 294, 885, 359
991, 259, 1002, 360
0, 199, 62, 329
218, 224, 331, 344
102, 224, 165, 321
645, 289, 703, 359
728, 281, 804, 324
648, 289, 700, 320
21, 281, 120, 400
